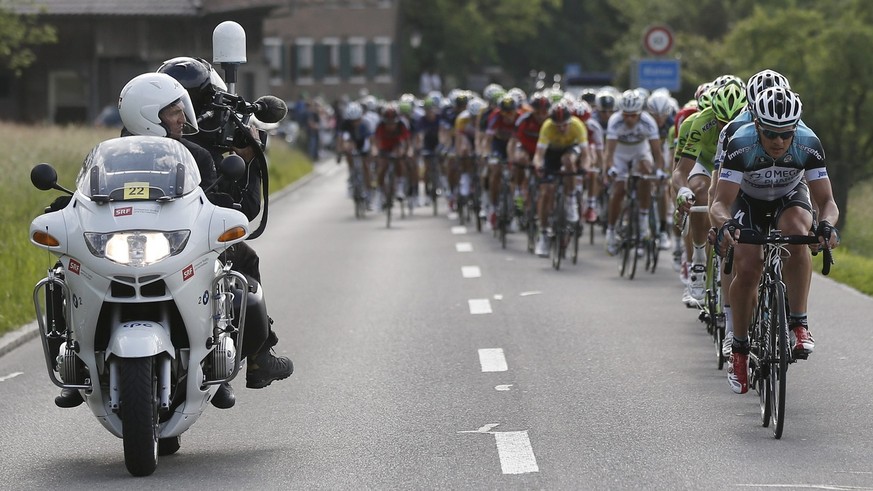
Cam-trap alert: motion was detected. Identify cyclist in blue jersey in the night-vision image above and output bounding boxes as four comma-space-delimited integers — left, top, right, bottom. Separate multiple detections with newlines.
710, 87, 840, 394
710, 69, 793, 358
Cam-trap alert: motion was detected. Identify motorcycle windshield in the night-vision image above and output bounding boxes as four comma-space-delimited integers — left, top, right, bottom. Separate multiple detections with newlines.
76, 136, 202, 201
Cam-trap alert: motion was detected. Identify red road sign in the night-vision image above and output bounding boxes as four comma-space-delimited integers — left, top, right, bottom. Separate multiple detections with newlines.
643, 25, 674, 56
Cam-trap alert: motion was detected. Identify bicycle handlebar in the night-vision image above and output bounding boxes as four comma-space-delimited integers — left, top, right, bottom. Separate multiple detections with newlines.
722, 229, 833, 276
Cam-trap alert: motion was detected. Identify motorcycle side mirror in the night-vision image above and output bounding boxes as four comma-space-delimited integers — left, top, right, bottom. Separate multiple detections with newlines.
219, 154, 246, 181
31, 163, 57, 190
31, 163, 73, 194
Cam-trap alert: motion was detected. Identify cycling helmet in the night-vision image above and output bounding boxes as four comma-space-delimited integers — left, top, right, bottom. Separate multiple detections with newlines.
157, 56, 225, 114
634, 87, 651, 101
694, 82, 713, 100
426, 90, 443, 107
754, 86, 802, 128
594, 90, 616, 112
579, 88, 597, 105
746, 69, 791, 111
550, 102, 573, 123
646, 93, 674, 116
398, 99, 414, 116
453, 91, 469, 109
618, 89, 645, 113
344, 101, 363, 120
697, 86, 716, 111
711, 83, 747, 123
381, 104, 399, 121
361, 95, 378, 112
466, 97, 487, 117
483, 83, 505, 103
118, 72, 198, 137
713, 74, 744, 88
505, 87, 526, 108
575, 99, 592, 121
529, 92, 551, 111
546, 88, 564, 104
498, 95, 517, 112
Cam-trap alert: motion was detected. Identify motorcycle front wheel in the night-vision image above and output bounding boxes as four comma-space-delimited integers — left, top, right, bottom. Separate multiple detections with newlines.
120, 356, 159, 476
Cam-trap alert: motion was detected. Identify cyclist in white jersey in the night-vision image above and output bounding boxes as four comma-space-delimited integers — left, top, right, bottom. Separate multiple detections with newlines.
604, 89, 664, 255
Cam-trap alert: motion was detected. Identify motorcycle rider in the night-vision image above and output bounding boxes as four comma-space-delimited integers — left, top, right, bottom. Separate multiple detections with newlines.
53, 72, 293, 409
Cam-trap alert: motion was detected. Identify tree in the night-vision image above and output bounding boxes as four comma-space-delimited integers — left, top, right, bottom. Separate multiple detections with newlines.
399, 0, 561, 92
0, 1, 56, 76
722, 4, 873, 233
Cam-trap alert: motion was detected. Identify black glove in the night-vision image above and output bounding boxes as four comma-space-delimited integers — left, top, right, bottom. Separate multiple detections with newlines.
715, 219, 742, 257
815, 220, 838, 244
207, 192, 236, 209
45, 195, 72, 213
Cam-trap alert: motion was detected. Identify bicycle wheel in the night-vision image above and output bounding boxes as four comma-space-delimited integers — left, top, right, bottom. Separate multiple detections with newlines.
457, 193, 466, 225
526, 183, 538, 253
472, 181, 483, 233
551, 189, 566, 270
385, 171, 395, 229
769, 282, 789, 439
628, 203, 640, 280
648, 201, 660, 273
749, 283, 771, 427
617, 204, 632, 277
429, 160, 440, 216
499, 183, 510, 249
572, 222, 581, 264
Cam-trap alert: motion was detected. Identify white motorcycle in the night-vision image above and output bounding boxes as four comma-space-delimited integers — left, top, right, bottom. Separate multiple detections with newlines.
30, 135, 252, 476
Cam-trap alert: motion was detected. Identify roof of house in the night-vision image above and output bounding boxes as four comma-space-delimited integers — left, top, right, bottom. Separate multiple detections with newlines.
14, 0, 282, 16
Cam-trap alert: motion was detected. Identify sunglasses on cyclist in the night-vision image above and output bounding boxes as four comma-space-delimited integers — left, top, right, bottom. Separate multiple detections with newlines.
759, 127, 796, 141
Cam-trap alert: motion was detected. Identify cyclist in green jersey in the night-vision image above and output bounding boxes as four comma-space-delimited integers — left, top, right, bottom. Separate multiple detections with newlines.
673, 82, 746, 306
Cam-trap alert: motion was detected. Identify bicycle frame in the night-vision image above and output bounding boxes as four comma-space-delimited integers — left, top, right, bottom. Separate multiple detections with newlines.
726, 227, 833, 439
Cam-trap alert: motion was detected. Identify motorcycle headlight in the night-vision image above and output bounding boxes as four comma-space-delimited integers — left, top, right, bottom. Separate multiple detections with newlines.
84, 230, 190, 267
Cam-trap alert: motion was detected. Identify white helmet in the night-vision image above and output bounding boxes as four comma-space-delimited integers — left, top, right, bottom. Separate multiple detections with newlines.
754, 86, 802, 128
118, 73, 198, 137
466, 97, 487, 117
344, 101, 363, 120
746, 69, 791, 109
646, 93, 674, 116
618, 89, 645, 113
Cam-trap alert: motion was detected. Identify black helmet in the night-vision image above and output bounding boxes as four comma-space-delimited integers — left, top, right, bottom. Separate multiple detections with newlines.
157, 57, 226, 114
498, 95, 517, 112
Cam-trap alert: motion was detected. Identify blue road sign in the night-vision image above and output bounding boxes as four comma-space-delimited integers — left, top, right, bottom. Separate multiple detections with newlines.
637, 59, 680, 91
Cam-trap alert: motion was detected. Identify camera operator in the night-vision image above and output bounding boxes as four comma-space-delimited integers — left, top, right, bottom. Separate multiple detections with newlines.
155, 58, 294, 407
117, 69, 289, 412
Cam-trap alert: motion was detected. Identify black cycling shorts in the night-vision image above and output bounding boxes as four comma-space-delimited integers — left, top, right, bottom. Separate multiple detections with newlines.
731, 181, 812, 234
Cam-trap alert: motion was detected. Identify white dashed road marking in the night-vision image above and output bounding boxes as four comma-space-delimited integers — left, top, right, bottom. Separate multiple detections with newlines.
478, 348, 508, 372
456, 242, 473, 252
451, 226, 468, 235
461, 266, 481, 278
495, 431, 540, 474
468, 299, 492, 314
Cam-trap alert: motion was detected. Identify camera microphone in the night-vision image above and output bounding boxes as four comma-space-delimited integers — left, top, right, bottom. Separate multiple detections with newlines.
252, 95, 288, 124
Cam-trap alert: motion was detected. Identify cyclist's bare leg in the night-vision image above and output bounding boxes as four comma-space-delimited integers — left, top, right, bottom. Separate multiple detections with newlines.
778, 205, 814, 316
729, 243, 765, 340
607, 180, 626, 227
688, 174, 712, 249
538, 181, 555, 230
488, 158, 501, 209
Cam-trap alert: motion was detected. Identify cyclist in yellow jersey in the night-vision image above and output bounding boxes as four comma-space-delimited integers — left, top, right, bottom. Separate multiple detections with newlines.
531, 102, 589, 257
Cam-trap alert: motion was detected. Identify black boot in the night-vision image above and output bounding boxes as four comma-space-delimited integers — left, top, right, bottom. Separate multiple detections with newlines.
54, 387, 84, 408
211, 382, 236, 409
246, 350, 293, 389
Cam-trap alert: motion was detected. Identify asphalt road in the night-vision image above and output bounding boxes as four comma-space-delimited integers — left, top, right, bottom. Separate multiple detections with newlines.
2, 160, 873, 489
